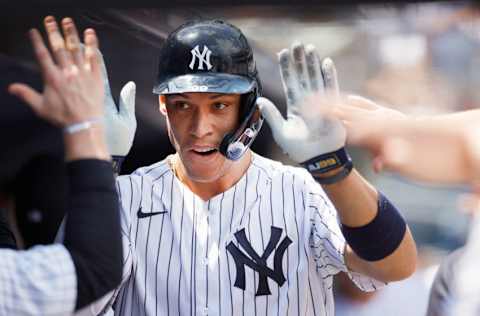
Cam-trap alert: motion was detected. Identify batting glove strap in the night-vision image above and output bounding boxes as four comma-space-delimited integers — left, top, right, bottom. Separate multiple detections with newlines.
301, 147, 353, 184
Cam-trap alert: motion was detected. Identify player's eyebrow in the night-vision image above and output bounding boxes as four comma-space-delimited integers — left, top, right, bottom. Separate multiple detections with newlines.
168, 93, 238, 100
208, 93, 239, 99
169, 93, 191, 99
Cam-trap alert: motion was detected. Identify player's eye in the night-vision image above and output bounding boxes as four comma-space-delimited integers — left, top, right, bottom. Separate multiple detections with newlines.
174, 101, 190, 110
213, 102, 228, 110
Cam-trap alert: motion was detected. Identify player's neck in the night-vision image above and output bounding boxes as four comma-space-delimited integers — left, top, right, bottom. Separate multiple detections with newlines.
171, 151, 252, 201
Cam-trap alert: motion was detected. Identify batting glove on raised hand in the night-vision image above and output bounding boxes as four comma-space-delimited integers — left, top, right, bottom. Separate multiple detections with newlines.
98, 50, 137, 172
258, 42, 351, 184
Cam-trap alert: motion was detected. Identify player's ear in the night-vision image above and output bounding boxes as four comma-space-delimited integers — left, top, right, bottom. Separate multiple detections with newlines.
159, 95, 167, 116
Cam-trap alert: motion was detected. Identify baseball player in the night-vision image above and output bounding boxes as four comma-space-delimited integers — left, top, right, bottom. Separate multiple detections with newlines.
1, 17, 123, 315
82, 19, 417, 316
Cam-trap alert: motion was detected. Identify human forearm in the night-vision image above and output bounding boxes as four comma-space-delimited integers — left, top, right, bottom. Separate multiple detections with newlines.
63, 159, 122, 310
376, 114, 479, 184
336, 96, 480, 184
320, 169, 417, 282
64, 125, 110, 162
320, 169, 378, 226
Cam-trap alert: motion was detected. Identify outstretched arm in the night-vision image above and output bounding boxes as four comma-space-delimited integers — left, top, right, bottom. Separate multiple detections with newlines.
329, 95, 480, 185
9, 16, 122, 310
259, 42, 417, 283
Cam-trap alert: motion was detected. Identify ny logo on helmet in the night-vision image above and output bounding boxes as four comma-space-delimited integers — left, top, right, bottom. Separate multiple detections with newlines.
189, 45, 213, 70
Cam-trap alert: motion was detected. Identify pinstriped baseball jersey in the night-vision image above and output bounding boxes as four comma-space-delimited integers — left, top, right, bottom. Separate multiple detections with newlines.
108, 153, 384, 316
0, 244, 76, 316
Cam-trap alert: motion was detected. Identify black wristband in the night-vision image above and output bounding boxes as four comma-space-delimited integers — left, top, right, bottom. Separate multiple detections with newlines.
341, 192, 407, 261
301, 147, 353, 184
313, 161, 353, 185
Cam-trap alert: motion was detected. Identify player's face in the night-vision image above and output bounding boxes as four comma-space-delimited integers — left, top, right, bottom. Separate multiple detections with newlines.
159, 92, 243, 182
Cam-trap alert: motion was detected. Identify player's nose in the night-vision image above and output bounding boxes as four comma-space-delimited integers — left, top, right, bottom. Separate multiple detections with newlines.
189, 107, 213, 138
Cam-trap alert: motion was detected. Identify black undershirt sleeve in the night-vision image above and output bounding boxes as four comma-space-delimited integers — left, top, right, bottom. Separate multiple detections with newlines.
0, 207, 16, 249
63, 159, 123, 310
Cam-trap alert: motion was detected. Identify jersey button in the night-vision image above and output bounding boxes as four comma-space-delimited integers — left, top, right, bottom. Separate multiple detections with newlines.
203, 258, 209, 266
202, 307, 208, 315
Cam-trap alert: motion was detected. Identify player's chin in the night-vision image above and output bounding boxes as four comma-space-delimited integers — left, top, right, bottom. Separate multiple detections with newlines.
183, 151, 227, 182
185, 166, 226, 183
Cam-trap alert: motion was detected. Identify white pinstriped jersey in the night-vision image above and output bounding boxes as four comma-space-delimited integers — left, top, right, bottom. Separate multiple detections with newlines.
108, 153, 384, 316
0, 244, 76, 316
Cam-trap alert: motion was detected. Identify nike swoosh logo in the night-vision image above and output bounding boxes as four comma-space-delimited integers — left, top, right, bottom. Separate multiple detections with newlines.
137, 207, 167, 218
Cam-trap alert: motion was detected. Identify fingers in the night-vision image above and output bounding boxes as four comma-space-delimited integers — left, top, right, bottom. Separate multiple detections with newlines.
29, 28, 58, 80
321, 58, 340, 97
372, 156, 385, 173
8, 83, 43, 114
346, 95, 381, 110
44, 16, 72, 68
292, 42, 310, 93
61, 17, 84, 66
119, 82, 137, 118
305, 44, 324, 93
83, 28, 101, 77
332, 102, 373, 121
97, 47, 108, 80
278, 49, 302, 117
257, 97, 286, 143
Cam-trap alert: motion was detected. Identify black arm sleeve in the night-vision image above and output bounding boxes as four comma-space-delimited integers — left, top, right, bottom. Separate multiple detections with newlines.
63, 159, 123, 310
0, 207, 16, 249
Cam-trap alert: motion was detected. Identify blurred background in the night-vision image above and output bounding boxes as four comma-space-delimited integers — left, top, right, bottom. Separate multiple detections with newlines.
1, 1, 479, 315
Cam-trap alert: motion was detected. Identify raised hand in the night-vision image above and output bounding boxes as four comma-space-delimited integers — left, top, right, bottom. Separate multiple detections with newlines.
8, 16, 104, 128
98, 50, 137, 158
258, 42, 346, 164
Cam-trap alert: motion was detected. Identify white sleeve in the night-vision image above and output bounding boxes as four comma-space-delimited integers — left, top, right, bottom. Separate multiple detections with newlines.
73, 175, 137, 316
0, 244, 76, 316
307, 182, 385, 292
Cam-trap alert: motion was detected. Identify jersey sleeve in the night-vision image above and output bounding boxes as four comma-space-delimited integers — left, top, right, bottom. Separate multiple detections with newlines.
306, 180, 385, 292
73, 175, 138, 316
0, 244, 77, 315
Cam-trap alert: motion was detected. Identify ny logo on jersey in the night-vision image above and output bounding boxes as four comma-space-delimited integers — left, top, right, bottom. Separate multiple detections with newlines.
189, 45, 213, 70
226, 226, 292, 296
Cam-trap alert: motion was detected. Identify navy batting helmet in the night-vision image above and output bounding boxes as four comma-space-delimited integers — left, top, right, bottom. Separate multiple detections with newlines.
153, 19, 263, 161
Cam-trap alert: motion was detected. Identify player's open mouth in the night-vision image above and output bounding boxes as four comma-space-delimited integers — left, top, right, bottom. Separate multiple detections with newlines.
191, 148, 218, 156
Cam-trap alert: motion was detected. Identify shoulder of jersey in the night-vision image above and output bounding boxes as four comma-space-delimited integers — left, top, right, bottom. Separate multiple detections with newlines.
117, 157, 172, 183
252, 153, 315, 182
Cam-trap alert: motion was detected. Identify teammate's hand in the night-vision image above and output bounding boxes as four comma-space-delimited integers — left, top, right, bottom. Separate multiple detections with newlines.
330, 95, 407, 148
98, 50, 137, 157
328, 95, 480, 184
258, 42, 346, 163
8, 16, 104, 128
327, 95, 407, 172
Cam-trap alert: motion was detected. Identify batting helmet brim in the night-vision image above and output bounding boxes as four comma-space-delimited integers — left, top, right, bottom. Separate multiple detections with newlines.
152, 73, 256, 95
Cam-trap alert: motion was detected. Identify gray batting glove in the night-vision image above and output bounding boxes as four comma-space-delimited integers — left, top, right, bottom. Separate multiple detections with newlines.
99, 50, 137, 158
258, 42, 346, 163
